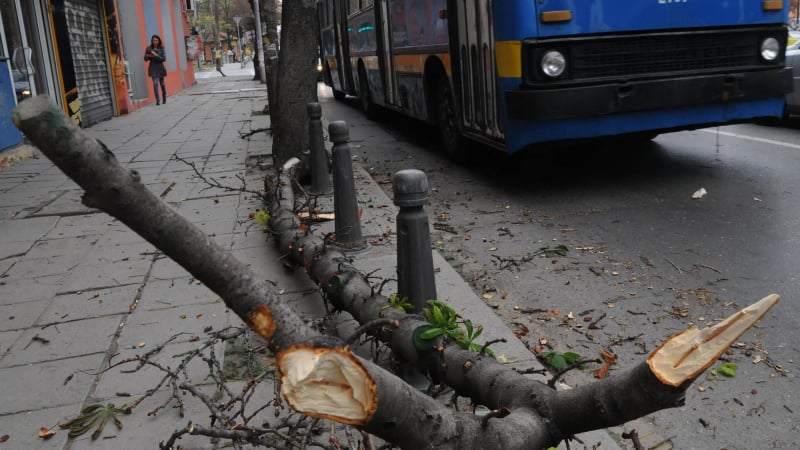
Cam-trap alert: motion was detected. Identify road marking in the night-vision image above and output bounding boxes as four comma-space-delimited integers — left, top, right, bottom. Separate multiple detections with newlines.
700, 128, 800, 150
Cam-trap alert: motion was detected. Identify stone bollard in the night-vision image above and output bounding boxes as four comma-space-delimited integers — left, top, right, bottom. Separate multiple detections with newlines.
393, 169, 437, 313
329, 121, 366, 250
307, 103, 331, 195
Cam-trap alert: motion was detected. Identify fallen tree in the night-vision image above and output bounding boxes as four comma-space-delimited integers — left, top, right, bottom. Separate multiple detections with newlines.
13, 96, 780, 449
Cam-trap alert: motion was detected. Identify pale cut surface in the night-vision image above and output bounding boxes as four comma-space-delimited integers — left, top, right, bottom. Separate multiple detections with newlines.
278, 345, 377, 425
647, 294, 780, 387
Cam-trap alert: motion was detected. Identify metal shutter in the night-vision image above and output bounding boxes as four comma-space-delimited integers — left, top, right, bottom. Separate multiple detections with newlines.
65, 0, 113, 126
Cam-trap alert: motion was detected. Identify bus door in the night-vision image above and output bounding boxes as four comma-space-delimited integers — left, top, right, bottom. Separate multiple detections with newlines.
335, 0, 356, 94
455, 0, 501, 138
377, 0, 396, 105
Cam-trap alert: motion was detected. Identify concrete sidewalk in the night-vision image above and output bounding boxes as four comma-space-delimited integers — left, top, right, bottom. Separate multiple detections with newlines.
0, 72, 621, 449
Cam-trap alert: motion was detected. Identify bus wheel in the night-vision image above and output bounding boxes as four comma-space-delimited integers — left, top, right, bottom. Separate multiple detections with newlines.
436, 77, 461, 156
360, 70, 378, 120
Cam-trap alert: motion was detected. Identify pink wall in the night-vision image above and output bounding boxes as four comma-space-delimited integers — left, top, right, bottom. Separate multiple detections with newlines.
133, 0, 196, 109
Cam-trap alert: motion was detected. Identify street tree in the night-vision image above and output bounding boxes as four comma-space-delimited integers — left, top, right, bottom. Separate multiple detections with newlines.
13, 95, 782, 450
251, 0, 319, 167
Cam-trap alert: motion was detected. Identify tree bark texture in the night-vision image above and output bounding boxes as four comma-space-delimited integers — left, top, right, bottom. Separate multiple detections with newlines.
270, 0, 319, 167
13, 97, 778, 450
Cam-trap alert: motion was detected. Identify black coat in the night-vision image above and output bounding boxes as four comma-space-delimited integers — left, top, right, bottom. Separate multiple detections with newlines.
144, 47, 167, 78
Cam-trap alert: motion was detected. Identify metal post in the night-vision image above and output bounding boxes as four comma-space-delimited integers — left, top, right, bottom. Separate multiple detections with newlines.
329, 121, 365, 250
308, 103, 332, 195
233, 15, 242, 67
253, 0, 267, 84
393, 169, 437, 313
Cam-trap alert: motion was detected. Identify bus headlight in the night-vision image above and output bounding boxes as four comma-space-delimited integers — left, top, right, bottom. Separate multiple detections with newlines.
760, 37, 780, 61
541, 50, 566, 78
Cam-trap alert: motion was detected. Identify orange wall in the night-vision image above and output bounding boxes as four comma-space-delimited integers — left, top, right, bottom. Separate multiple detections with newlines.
134, 0, 195, 108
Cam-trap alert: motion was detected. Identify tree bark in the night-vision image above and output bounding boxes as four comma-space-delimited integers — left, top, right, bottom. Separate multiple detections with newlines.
13, 96, 780, 450
269, 0, 319, 167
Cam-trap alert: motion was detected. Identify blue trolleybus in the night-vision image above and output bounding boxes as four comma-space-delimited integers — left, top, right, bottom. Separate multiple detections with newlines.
319, 0, 793, 155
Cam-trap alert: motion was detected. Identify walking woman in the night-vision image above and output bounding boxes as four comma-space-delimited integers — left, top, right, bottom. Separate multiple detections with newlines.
144, 35, 167, 104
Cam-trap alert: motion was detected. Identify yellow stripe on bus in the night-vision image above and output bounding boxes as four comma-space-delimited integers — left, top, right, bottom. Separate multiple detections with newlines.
392, 53, 450, 75
495, 41, 521, 78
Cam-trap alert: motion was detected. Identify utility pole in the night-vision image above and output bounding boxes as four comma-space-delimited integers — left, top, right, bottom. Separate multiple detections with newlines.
253, 0, 266, 83
233, 15, 242, 66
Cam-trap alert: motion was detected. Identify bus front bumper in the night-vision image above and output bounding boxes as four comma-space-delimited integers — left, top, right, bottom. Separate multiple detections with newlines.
506, 68, 793, 121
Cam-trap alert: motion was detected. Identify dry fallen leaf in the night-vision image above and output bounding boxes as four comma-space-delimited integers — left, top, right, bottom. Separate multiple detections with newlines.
137, 342, 146, 348
38, 427, 56, 439
697, 385, 707, 392
0, 435, 9, 442
594, 363, 610, 379
539, 337, 550, 346
600, 347, 618, 365
482, 293, 493, 300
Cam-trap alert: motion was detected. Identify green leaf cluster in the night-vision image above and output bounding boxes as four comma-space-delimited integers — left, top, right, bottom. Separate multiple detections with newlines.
537, 351, 582, 370
252, 209, 270, 225
536, 244, 569, 257
711, 362, 737, 378
382, 293, 413, 312
414, 300, 493, 356
60, 403, 131, 440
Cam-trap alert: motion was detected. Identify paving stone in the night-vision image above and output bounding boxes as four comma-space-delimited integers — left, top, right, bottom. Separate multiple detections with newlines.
36, 285, 139, 325
149, 256, 193, 280
117, 301, 231, 348
82, 240, 157, 266
0, 240, 34, 260
41, 214, 111, 240
58, 259, 151, 294
0, 329, 22, 360
31, 190, 98, 216
0, 275, 63, 305
137, 278, 221, 310
68, 390, 221, 449
93, 340, 226, 399
0, 354, 102, 414
228, 229, 271, 250
0, 255, 19, 274
0, 404, 76, 449
0, 315, 122, 367
1, 215, 58, 243
24, 235, 98, 259
4, 253, 89, 279
0, 299, 49, 332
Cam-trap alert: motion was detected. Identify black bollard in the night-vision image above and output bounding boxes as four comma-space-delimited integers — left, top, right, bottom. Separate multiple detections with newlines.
393, 169, 437, 313
307, 103, 331, 195
329, 121, 366, 250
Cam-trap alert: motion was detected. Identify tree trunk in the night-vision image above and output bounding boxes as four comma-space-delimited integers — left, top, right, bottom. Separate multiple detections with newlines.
270, 0, 319, 167
12, 97, 781, 450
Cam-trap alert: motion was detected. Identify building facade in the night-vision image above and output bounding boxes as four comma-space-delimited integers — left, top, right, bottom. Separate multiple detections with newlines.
1, 0, 197, 151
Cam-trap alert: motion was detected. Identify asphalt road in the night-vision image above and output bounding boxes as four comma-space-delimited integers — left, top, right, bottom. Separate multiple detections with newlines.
319, 85, 799, 449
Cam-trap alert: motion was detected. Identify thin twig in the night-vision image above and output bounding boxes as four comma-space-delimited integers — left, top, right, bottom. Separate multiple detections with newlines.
548, 358, 602, 388
345, 319, 400, 346
665, 258, 683, 274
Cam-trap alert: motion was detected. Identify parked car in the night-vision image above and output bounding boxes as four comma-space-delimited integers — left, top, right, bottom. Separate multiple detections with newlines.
786, 35, 800, 116
11, 69, 31, 103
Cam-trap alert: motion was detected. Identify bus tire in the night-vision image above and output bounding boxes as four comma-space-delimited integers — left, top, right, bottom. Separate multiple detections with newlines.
436, 77, 461, 157
360, 69, 378, 120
